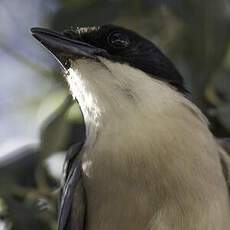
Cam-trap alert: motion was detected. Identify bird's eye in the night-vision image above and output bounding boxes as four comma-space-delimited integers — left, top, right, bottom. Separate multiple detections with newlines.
108, 32, 130, 49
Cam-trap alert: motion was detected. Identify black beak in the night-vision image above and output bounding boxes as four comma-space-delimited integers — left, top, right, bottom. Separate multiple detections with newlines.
31, 27, 106, 69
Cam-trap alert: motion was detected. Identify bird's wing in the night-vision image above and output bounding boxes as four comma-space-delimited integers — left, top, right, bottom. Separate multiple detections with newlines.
58, 142, 85, 230
218, 138, 230, 191
219, 138, 230, 155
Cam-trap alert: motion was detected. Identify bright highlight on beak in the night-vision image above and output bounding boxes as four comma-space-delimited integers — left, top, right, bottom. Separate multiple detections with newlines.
31, 27, 107, 69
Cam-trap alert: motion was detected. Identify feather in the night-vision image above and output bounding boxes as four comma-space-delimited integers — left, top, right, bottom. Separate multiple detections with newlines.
58, 142, 85, 230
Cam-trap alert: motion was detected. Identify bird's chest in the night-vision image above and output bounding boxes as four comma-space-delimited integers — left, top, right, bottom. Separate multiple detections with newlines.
81, 144, 130, 183
81, 137, 157, 230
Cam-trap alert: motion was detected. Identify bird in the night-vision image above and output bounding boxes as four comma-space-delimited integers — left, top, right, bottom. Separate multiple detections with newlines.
31, 25, 230, 230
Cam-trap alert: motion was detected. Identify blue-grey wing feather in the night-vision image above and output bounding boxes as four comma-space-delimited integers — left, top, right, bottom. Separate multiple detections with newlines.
58, 142, 85, 230
218, 138, 230, 192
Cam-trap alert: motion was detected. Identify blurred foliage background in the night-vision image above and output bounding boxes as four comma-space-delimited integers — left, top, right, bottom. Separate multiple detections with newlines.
0, 0, 230, 229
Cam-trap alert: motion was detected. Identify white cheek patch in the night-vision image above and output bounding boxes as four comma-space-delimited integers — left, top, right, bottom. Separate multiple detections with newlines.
65, 65, 102, 128
65, 67, 83, 100
66, 67, 96, 111
65, 61, 107, 146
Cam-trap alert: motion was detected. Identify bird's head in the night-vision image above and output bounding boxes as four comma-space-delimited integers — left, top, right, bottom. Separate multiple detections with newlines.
31, 25, 186, 93
31, 25, 190, 137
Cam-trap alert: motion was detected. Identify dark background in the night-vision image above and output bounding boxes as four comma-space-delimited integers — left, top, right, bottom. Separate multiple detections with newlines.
0, 0, 230, 229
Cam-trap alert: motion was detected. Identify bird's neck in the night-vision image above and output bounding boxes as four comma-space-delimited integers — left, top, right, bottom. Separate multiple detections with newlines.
65, 66, 102, 147
65, 58, 208, 150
